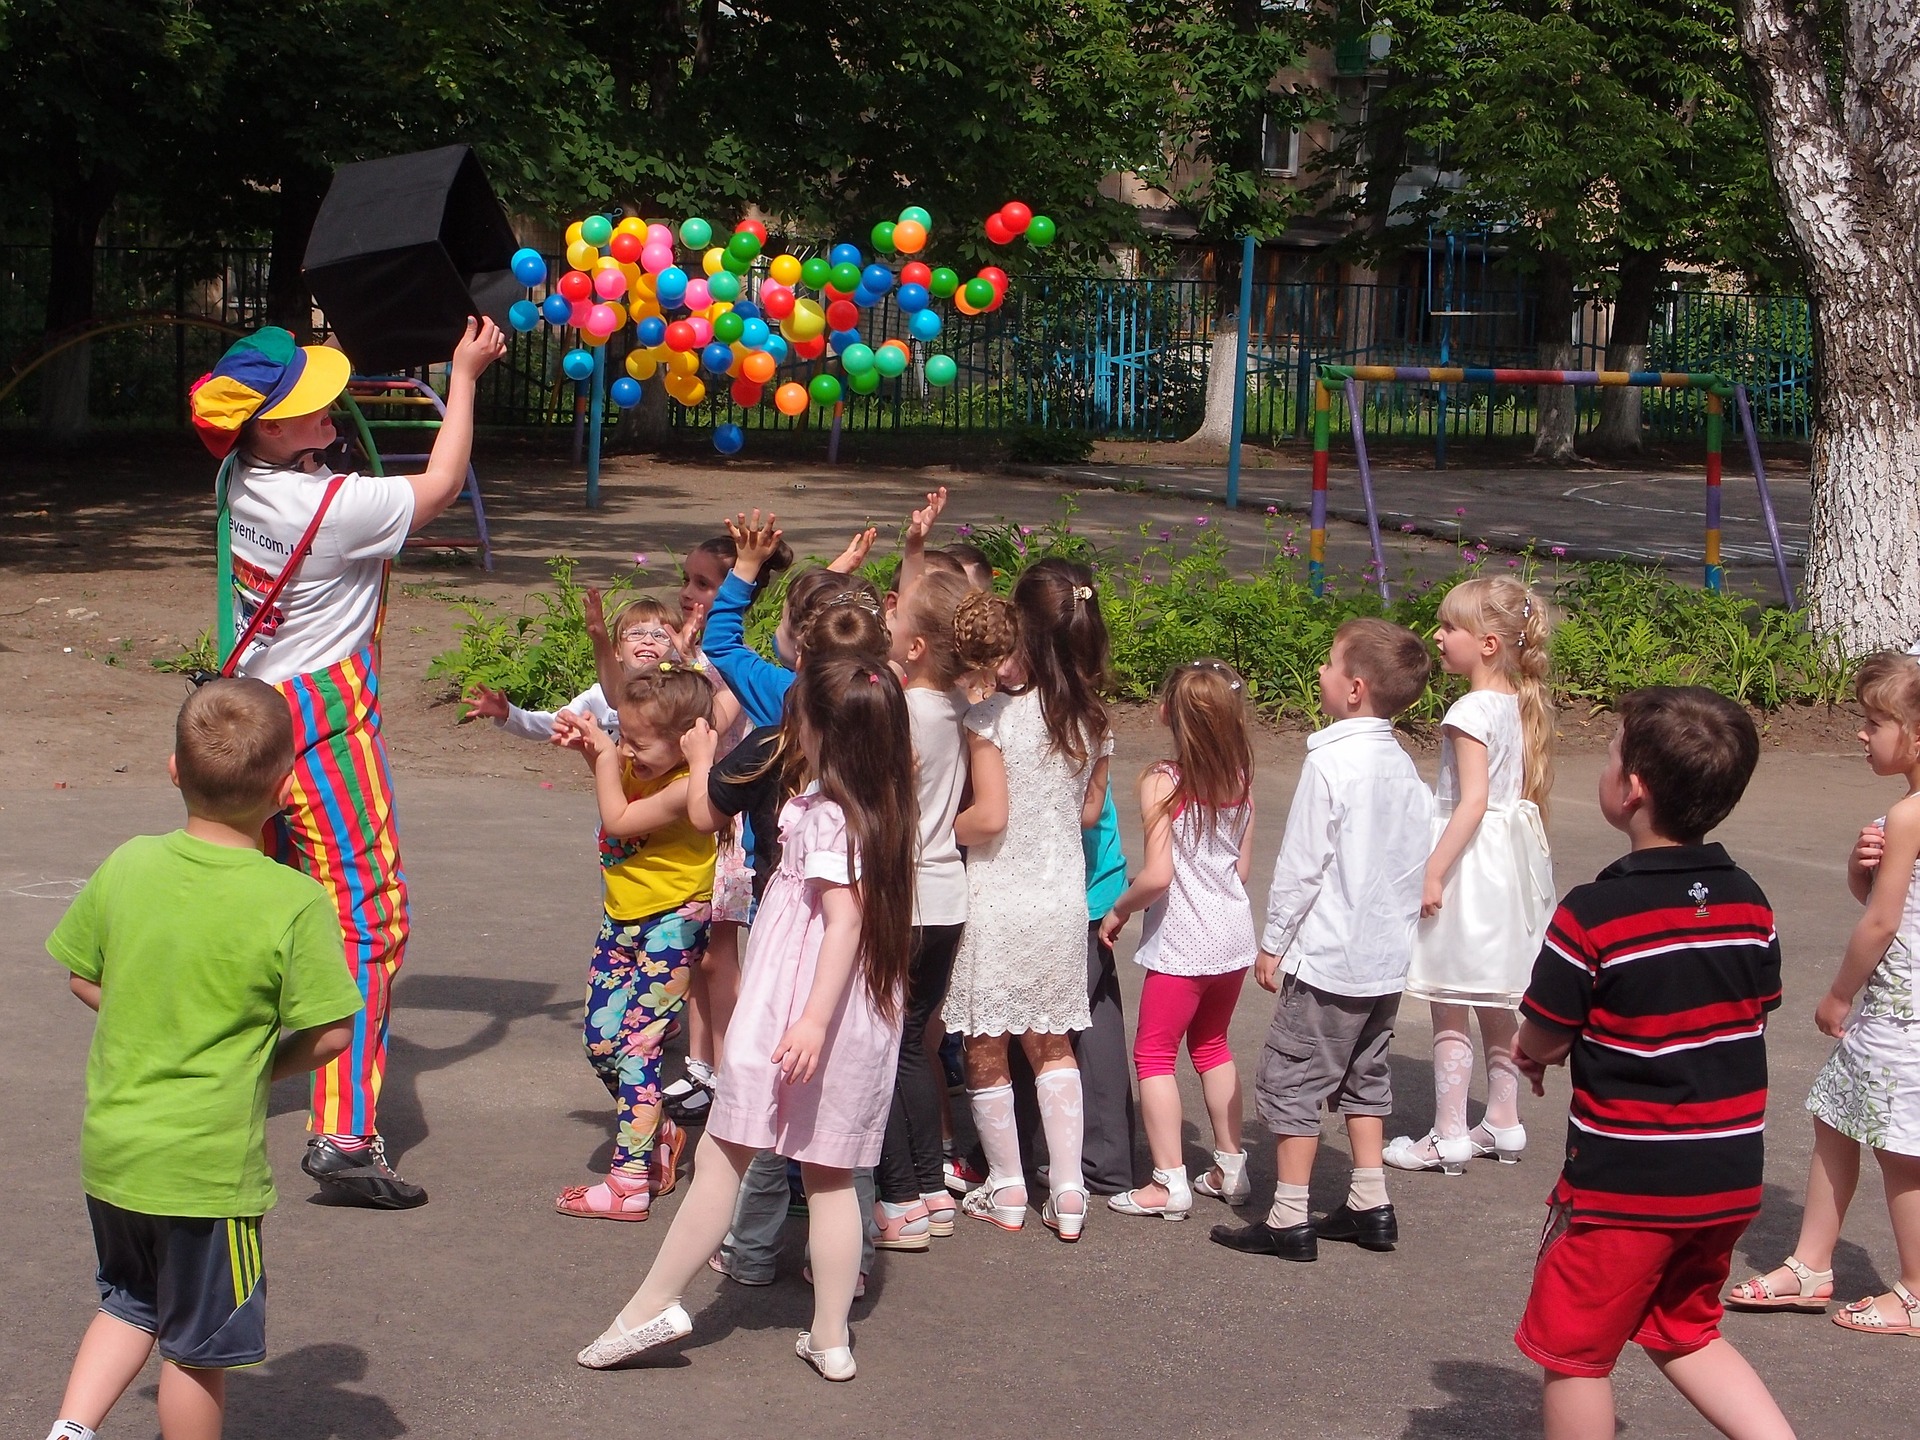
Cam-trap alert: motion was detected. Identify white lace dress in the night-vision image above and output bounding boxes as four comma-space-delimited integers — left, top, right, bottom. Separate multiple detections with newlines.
944, 689, 1108, 1036
1806, 832, 1920, 1156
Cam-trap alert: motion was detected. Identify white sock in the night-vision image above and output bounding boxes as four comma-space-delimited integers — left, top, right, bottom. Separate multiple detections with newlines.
686, 1057, 716, 1086
1347, 1166, 1389, 1210
967, 1084, 1024, 1190
1034, 1068, 1086, 1203
1267, 1181, 1309, 1230
48, 1423, 96, 1440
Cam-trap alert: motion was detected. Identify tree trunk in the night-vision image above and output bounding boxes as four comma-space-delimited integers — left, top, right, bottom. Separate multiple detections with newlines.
1593, 248, 1665, 454
615, 375, 673, 451
39, 165, 118, 441
1739, 0, 1920, 647
1186, 240, 1245, 447
266, 170, 328, 337
1531, 251, 1578, 463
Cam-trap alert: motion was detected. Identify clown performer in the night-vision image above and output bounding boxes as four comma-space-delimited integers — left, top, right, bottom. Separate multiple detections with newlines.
187, 317, 505, 1208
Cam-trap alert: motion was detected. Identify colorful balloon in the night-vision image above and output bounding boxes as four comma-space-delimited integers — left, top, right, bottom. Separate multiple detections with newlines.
687, 316, 713, 347
785, 298, 826, 340
963, 277, 996, 308
580, 214, 614, 247
892, 219, 927, 254
727, 229, 762, 261
664, 320, 697, 352
979, 265, 1009, 294
637, 315, 667, 347
809, 373, 843, 406
684, 277, 711, 311
929, 267, 960, 299
828, 261, 862, 293
626, 351, 658, 381
1026, 215, 1056, 246
826, 299, 859, 332
900, 261, 933, 288
829, 242, 862, 268
702, 341, 735, 374
608, 232, 642, 264
760, 283, 795, 319
566, 240, 599, 272
713, 310, 745, 344
734, 218, 770, 245
849, 368, 881, 395
764, 334, 790, 364
800, 256, 831, 290
641, 241, 674, 274
910, 308, 943, 341
610, 376, 642, 407
707, 270, 741, 302
728, 377, 762, 407
774, 382, 809, 416
925, 354, 958, 386
568, 297, 595, 329
646, 223, 674, 246
828, 329, 860, 354
1000, 201, 1032, 234
766, 254, 799, 286
740, 317, 770, 349
841, 342, 876, 375
511, 248, 547, 286
861, 263, 894, 295
984, 213, 1014, 246
873, 343, 909, 378
561, 348, 595, 381
742, 350, 777, 384
655, 267, 689, 306
896, 283, 929, 313
565, 220, 585, 247
792, 335, 827, 362
870, 221, 896, 253
674, 378, 707, 407
714, 421, 746, 454
593, 267, 627, 300
679, 217, 713, 249
508, 299, 540, 332
540, 293, 572, 325
897, 205, 932, 229
586, 303, 620, 337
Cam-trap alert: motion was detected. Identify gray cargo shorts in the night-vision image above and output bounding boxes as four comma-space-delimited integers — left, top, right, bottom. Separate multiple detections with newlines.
1254, 976, 1401, 1136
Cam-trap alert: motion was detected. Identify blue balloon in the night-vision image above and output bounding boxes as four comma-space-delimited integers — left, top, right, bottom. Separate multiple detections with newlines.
610, 376, 642, 407
511, 248, 547, 287
561, 348, 595, 382
740, 318, 771, 350
713, 422, 745, 456
828, 328, 861, 354
732, 300, 761, 321
636, 315, 666, 347
541, 293, 573, 325
508, 299, 541, 332
896, 283, 929, 313
655, 266, 689, 305
702, 341, 735, 374
852, 286, 880, 309
910, 308, 944, 341
829, 242, 862, 268
764, 334, 790, 364
861, 264, 894, 294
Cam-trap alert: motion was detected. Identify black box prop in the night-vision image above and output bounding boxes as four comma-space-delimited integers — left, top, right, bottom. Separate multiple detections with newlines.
304, 145, 519, 374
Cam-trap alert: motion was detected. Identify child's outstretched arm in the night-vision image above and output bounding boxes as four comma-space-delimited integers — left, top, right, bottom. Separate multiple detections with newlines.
1098, 767, 1177, 946
898, 486, 949, 599
1421, 730, 1489, 917
271, 1019, 356, 1083
1257, 763, 1336, 992
704, 512, 794, 728
406, 317, 506, 529
583, 588, 625, 705
826, 526, 878, 575
1821, 797, 1920, 1036
773, 883, 862, 1084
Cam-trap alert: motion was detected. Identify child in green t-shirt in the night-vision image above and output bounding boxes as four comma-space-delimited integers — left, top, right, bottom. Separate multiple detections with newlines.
43, 679, 365, 1440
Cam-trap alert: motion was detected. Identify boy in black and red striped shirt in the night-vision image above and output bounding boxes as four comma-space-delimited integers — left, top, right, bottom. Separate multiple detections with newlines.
1514, 687, 1795, 1440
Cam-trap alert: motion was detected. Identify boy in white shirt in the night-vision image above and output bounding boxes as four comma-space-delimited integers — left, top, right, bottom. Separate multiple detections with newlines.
1211, 618, 1434, 1263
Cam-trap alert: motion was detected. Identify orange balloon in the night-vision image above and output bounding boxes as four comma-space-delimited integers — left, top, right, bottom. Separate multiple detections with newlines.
954, 291, 982, 317
742, 350, 778, 384
774, 382, 810, 417
893, 219, 927, 253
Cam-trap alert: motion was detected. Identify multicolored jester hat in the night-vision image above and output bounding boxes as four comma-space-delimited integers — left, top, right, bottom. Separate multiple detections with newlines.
503, 201, 1055, 454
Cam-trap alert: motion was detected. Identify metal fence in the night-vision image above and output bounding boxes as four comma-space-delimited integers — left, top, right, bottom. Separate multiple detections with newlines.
1, 243, 1813, 443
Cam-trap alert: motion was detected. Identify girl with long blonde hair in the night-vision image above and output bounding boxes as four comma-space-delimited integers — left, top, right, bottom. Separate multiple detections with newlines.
1386, 576, 1557, 1175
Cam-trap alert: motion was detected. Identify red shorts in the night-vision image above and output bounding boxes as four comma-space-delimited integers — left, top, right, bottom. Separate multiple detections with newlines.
1513, 1207, 1748, 1378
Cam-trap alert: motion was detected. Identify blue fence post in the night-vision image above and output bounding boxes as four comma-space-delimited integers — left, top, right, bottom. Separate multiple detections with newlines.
1226, 234, 1255, 510
585, 343, 605, 509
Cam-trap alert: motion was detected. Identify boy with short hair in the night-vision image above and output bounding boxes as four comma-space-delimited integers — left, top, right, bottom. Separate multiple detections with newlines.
1212, 618, 1434, 1261
44, 679, 365, 1440
1514, 686, 1794, 1440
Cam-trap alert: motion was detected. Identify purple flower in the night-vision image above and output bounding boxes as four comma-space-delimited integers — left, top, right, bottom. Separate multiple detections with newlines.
1019, 525, 1033, 536
1195, 515, 1209, 527
956, 524, 973, 536
1266, 505, 1278, 516
1507, 558, 1520, 568
633, 552, 648, 566
1454, 507, 1467, 517
1400, 523, 1416, 533
1550, 545, 1567, 558
1159, 530, 1172, 541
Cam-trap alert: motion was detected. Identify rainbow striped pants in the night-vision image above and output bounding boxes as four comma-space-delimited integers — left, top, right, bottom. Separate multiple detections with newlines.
270, 646, 409, 1137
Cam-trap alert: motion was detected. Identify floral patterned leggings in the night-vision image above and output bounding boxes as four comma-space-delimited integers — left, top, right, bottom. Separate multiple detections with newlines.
585, 902, 710, 1176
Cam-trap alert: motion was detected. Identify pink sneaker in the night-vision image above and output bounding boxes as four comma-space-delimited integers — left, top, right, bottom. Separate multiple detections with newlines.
921, 1190, 957, 1237
872, 1199, 932, 1251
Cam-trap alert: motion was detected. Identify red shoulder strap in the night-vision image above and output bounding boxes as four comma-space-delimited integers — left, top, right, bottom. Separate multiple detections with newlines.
220, 475, 347, 677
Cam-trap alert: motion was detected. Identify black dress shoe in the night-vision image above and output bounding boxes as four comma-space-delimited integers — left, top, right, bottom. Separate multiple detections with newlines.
1208, 1220, 1317, 1262
302, 1135, 428, 1210
1316, 1202, 1398, 1251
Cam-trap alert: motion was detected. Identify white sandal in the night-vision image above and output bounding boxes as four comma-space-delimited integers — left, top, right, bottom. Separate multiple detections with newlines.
1726, 1254, 1833, 1313
1383, 1131, 1475, 1176
1192, 1150, 1251, 1205
1107, 1167, 1193, 1221
961, 1178, 1028, 1232
1042, 1185, 1089, 1242
1467, 1121, 1527, 1164
575, 1302, 692, 1369
1832, 1281, 1920, 1336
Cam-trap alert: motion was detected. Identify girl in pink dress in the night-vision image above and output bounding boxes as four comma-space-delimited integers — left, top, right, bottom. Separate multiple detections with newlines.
577, 652, 917, 1384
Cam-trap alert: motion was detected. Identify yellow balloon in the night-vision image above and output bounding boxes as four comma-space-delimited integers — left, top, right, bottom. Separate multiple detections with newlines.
615, 216, 647, 237
769, 254, 802, 286
565, 220, 585, 247
708, 300, 733, 319
702, 248, 725, 276
566, 240, 598, 272
626, 352, 658, 381
605, 301, 627, 328
676, 380, 707, 408
783, 297, 826, 341
581, 328, 609, 347
672, 350, 700, 376
633, 272, 657, 297
649, 344, 673, 363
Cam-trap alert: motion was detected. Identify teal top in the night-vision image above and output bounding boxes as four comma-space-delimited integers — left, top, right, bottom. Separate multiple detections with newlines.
1083, 785, 1126, 920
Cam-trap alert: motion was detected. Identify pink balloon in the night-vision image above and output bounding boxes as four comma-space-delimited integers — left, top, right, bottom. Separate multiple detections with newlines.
687, 316, 714, 347
585, 303, 620, 337
684, 277, 711, 311
641, 241, 673, 274
568, 298, 594, 329
646, 223, 674, 247
592, 267, 627, 299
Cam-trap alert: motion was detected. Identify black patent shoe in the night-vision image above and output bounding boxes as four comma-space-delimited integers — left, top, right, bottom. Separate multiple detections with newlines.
302, 1135, 429, 1210
1315, 1202, 1398, 1251
1208, 1220, 1317, 1262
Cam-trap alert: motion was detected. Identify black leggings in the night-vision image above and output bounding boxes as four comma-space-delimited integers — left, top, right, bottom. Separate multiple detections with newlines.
875, 924, 965, 1204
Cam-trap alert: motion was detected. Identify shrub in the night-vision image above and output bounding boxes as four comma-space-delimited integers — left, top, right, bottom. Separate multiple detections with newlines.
1005, 425, 1096, 465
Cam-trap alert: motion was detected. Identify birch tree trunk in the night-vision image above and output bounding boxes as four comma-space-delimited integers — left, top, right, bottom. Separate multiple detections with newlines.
1739, 0, 1920, 648
1186, 307, 1243, 447
1593, 249, 1665, 454
1531, 252, 1578, 463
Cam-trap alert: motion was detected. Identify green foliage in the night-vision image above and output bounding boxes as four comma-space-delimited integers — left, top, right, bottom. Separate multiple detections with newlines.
1006, 424, 1096, 463
150, 628, 218, 675
424, 556, 641, 712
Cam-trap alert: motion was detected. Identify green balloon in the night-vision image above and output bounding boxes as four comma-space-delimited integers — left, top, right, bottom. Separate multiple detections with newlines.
1026, 214, 1056, 246
870, 221, 897, 253
925, 354, 958, 387
809, 373, 843, 406
712, 311, 744, 343
728, 230, 762, 260
898, 205, 932, 229
928, 267, 960, 299
840, 342, 875, 375
873, 345, 908, 378
580, 214, 614, 246
679, 216, 712, 248
828, 261, 862, 292
963, 277, 996, 308
722, 250, 751, 275
707, 270, 741, 302
800, 257, 831, 290
850, 368, 881, 394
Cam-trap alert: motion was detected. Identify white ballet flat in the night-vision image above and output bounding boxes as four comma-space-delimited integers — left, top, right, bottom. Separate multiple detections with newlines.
1191, 1150, 1251, 1205
575, 1302, 692, 1369
796, 1330, 857, 1381
1107, 1168, 1193, 1220
1383, 1131, 1475, 1176
1467, 1121, 1526, 1163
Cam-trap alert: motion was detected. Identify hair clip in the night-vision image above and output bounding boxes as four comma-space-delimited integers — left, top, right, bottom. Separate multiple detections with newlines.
826, 590, 884, 618
1071, 585, 1093, 602
866, 671, 882, 685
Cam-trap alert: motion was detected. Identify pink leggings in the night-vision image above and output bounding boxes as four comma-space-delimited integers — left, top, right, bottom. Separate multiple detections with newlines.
1133, 969, 1248, 1080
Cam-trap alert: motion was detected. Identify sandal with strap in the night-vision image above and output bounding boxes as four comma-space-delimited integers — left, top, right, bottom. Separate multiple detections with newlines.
1832, 1281, 1920, 1336
961, 1178, 1028, 1232
555, 1171, 652, 1222
650, 1117, 687, 1200
1726, 1255, 1834, 1313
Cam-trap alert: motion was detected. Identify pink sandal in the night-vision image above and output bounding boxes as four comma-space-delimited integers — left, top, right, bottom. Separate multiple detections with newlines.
650, 1117, 687, 1200
1832, 1282, 1920, 1336
1726, 1255, 1833, 1313
556, 1171, 652, 1221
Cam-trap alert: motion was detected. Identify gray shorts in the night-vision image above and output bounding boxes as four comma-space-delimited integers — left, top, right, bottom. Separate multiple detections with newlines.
1254, 979, 1401, 1136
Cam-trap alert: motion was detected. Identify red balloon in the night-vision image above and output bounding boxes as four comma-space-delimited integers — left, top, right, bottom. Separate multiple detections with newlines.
567, 298, 595, 328
760, 283, 795, 319
792, 336, 827, 362
900, 261, 932, 288
557, 270, 593, 302
1000, 201, 1032, 234
730, 377, 764, 407
734, 218, 769, 244
609, 232, 643, 264
823, 285, 853, 305
664, 320, 697, 352
979, 266, 1009, 294
984, 213, 1014, 246
826, 299, 859, 332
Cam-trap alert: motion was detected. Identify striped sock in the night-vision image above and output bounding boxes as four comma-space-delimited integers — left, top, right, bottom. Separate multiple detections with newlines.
324, 1134, 370, 1153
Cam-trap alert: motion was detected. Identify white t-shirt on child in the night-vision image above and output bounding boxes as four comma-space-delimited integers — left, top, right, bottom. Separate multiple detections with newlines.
907, 686, 970, 927
1436, 689, 1524, 810
225, 458, 415, 685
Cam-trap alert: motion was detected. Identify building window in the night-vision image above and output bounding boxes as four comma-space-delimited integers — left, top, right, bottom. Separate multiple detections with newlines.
1261, 116, 1301, 177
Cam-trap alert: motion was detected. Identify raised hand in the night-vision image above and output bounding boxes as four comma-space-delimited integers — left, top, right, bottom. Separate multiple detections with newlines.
828, 526, 878, 574
461, 683, 509, 723
674, 602, 709, 660
727, 509, 785, 583
906, 486, 949, 548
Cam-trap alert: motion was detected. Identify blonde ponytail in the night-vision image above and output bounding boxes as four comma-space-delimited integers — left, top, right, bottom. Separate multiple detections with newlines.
1438, 575, 1556, 818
